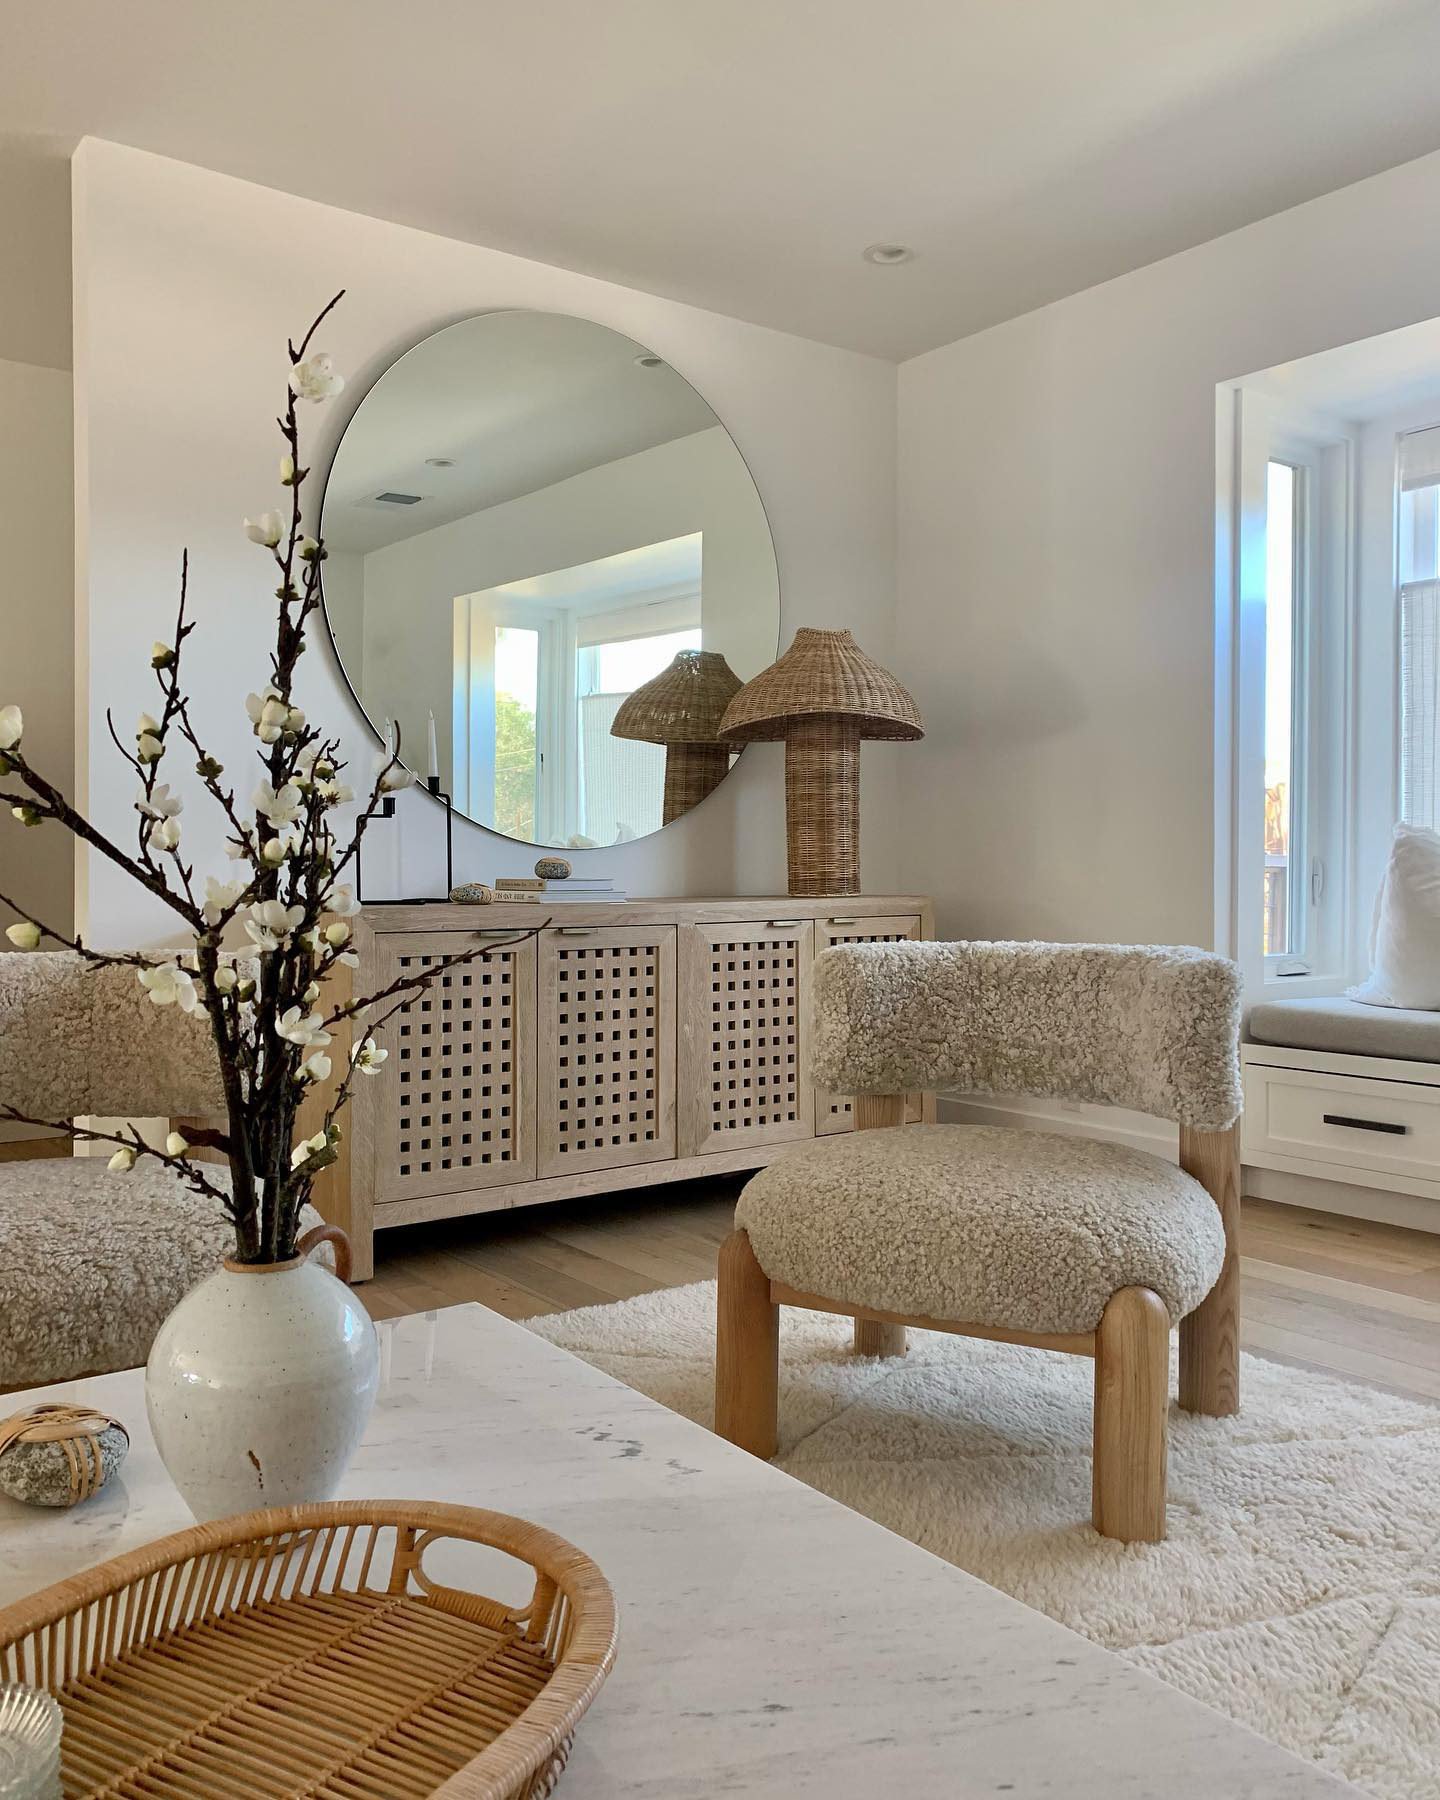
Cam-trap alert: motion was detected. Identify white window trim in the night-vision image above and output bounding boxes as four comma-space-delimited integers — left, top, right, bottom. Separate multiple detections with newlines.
1219, 386, 1357, 999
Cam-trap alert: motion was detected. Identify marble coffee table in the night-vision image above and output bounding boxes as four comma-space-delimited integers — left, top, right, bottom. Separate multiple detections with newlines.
0, 1303, 1355, 1797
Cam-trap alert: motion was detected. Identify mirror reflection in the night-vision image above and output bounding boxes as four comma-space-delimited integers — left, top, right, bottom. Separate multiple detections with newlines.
321, 311, 780, 846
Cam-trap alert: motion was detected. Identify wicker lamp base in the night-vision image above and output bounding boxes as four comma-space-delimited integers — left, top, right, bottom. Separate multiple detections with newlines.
784, 717, 861, 896
662, 743, 731, 824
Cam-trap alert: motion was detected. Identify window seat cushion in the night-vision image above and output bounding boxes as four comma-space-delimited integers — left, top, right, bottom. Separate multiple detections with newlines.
1248, 995, 1440, 1063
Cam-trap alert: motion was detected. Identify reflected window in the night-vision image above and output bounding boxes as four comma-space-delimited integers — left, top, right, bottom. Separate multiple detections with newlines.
493, 626, 538, 842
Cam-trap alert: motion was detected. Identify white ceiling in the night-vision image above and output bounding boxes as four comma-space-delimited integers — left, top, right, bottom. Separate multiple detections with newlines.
5, 0, 1440, 361
324, 312, 717, 554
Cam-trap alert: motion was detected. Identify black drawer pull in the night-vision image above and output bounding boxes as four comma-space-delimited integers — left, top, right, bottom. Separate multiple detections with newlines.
1322, 1113, 1409, 1136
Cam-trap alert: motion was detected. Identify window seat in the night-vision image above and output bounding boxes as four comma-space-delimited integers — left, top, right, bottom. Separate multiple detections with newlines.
1248, 995, 1440, 1063
1242, 997, 1440, 1234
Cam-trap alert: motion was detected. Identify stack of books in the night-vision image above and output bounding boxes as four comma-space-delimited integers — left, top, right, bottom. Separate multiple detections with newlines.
492, 876, 626, 904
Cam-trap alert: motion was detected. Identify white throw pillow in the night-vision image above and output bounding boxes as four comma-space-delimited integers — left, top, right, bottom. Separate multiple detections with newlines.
1349, 825, 1440, 1010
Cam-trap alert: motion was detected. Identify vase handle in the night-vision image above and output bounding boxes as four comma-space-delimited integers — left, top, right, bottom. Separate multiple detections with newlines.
296, 1223, 353, 1284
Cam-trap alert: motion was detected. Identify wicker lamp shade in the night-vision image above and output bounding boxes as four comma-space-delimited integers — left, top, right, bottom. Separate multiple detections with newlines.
611, 648, 744, 823
719, 627, 923, 896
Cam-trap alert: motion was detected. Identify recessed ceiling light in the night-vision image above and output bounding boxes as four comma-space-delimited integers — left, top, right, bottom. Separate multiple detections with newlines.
425, 456, 455, 468
861, 243, 916, 266
634, 353, 665, 369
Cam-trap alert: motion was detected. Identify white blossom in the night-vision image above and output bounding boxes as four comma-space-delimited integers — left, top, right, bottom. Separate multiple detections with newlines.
149, 815, 182, 852
108, 1146, 136, 1173
137, 962, 201, 1012
297, 537, 320, 561
164, 1130, 190, 1157
136, 782, 183, 821
324, 920, 351, 947
260, 835, 292, 866
280, 453, 296, 485
374, 748, 414, 793
253, 780, 303, 827
291, 1130, 329, 1170
245, 899, 305, 953
324, 883, 361, 918
299, 1050, 332, 1084
0, 705, 23, 751
211, 964, 239, 993
203, 875, 246, 924
244, 511, 284, 548
289, 352, 344, 403
151, 641, 175, 668
351, 1037, 388, 1075
4, 921, 40, 950
275, 1007, 332, 1049
315, 777, 354, 805
136, 733, 164, 763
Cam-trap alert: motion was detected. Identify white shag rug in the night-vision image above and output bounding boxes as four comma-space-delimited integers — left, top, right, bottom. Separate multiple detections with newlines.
528, 1280, 1440, 1800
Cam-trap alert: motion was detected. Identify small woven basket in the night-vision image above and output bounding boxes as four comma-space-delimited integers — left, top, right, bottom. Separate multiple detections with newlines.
0, 1500, 617, 1799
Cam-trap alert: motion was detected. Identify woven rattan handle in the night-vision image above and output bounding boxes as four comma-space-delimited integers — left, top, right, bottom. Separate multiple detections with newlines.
296, 1223, 353, 1284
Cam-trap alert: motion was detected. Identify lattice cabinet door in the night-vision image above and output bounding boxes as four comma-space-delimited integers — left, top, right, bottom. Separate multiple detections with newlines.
813, 913, 925, 1133
367, 930, 537, 1204
536, 926, 677, 1178
678, 920, 815, 1156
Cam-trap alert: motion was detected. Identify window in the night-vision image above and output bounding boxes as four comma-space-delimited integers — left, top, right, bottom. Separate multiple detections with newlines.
492, 624, 539, 841
1263, 461, 1306, 958
1228, 390, 1352, 991
1398, 426, 1440, 830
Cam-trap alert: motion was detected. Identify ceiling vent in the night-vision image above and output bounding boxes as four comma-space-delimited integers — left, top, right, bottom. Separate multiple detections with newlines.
375, 490, 422, 506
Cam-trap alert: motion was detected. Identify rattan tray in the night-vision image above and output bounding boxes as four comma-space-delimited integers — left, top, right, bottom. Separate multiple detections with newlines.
0, 1500, 617, 1798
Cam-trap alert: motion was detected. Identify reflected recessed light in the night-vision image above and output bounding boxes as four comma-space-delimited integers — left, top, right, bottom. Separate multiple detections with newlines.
634, 353, 665, 369
425, 456, 455, 468
862, 243, 916, 266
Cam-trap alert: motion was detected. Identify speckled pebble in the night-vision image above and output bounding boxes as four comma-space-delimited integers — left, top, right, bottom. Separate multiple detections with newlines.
533, 857, 571, 880
0, 1425, 129, 1508
449, 882, 494, 905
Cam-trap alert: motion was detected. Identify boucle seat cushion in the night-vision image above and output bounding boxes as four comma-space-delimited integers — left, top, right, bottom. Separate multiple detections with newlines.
0, 1159, 322, 1389
1248, 994, 1440, 1063
736, 1125, 1227, 1336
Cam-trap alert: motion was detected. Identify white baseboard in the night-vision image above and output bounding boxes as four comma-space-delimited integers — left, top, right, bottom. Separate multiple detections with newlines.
1243, 1164, 1440, 1234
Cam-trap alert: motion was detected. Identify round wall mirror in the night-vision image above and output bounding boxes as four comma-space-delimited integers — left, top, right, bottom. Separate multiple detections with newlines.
320, 311, 780, 847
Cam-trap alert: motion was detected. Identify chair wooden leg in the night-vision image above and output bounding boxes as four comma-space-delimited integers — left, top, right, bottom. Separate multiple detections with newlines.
1092, 1286, 1170, 1544
1178, 1123, 1241, 1417
854, 1319, 907, 1357
715, 1229, 779, 1459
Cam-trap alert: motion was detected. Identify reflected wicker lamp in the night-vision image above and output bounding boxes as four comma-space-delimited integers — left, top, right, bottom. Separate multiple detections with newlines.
610, 649, 744, 824
719, 627, 923, 896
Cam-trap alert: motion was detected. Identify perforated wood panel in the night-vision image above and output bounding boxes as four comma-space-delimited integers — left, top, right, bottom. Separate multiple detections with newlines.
814, 915, 924, 1133
679, 921, 814, 1155
537, 927, 676, 1177
369, 931, 536, 1203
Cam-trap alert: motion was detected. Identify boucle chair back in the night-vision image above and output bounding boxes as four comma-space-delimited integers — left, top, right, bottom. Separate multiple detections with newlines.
0, 952, 225, 1121
811, 940, 1242, 1131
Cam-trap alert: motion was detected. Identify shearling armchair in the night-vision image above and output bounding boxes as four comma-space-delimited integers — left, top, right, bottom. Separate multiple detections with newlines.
714, 940, 1243, 1544
0, 951, 326, 1388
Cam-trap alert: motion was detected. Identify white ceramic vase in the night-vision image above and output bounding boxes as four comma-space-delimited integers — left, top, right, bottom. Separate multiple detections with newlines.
145, 1229, 379, 1522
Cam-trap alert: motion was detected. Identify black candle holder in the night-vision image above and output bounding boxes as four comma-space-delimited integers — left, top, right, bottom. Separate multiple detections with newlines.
354, 722, 456, 905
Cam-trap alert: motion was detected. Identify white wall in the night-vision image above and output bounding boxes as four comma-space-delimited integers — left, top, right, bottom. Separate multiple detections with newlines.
73, 141, 896, 946
898, 144, 1440, 951
354, 424, 775, 799
0, 356, 74, 943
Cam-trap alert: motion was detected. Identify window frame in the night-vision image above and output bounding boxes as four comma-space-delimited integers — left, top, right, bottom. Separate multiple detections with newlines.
1226, 389, 1356, 997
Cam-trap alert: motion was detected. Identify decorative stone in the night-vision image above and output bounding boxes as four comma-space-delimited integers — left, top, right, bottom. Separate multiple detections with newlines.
534, 857, 572, 880
449, 882, 494, 905
0, 1405, 129, 1508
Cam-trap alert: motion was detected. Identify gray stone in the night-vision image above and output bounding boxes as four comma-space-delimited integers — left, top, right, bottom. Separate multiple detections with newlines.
534, 857, 572, 880
449, 882, 494, 905
0, 1424, 129, 1508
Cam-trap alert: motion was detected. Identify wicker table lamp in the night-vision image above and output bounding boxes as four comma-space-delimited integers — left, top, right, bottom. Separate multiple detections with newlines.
719, 627, 923, 896
611, 648, 744, 824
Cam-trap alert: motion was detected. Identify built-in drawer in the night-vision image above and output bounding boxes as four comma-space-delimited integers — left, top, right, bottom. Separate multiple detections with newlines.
1243, 1061, 1440, 1181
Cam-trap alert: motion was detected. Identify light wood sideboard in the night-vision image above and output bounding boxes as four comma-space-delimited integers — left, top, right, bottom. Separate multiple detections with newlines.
324, 896, 933, 1278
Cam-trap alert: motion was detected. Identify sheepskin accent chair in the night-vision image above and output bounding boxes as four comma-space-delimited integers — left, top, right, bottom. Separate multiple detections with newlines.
715, 940, 1244, 1545
0, 952, 320, 1388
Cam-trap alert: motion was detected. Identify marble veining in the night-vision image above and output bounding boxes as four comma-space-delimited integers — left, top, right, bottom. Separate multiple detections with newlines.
0, 1303, 1356, 1797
